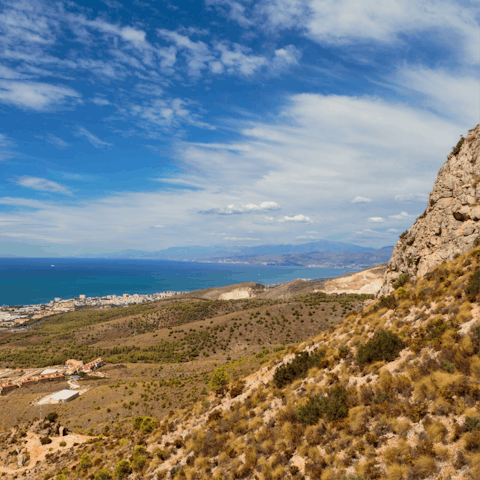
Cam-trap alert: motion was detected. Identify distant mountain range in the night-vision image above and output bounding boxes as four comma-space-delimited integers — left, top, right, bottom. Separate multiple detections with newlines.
76, 240, 393, 268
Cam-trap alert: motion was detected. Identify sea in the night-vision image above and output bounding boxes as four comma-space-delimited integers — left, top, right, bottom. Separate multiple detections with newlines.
0, 258, 357, 306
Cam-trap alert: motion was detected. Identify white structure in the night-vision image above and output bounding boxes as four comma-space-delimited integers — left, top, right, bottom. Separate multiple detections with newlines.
48, 389, 79, 404
79, 294, 86, 299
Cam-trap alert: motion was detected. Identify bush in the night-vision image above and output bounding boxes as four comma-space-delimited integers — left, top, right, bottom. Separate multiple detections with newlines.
45, 412, 58, 422
297, 386, 349, 425
273, 350, 325, 388
94, 469, 112, 480
393, 273, 410, 289
59, 441, 67, 447
474, 238, 480, 247
465, 417, 480, 432
451, 136, 465, 156
375, 295, 396, 311
465, 269, 480, 297
209, 367, 230, 391
132, 416, 156, 434
40, 437, 52, 445
114, 460, 132, 479
356, 330, 405, 365
80, 453, 92, 470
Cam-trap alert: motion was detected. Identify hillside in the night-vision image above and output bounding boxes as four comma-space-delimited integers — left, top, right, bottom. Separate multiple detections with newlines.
0, 244, 478, 480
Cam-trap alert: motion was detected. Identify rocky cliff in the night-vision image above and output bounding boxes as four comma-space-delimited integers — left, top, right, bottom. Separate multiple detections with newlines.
378, 124, 480, 296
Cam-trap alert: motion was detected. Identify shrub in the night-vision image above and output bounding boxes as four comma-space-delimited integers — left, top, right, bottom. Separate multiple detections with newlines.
451, 136, 465, 156
209, 367, 230, 391
375, 295, 396, 311
393, 273, 410, 289
94, 469, 112, 480
229, 380, 245, 398
273, 350, 325, 388
132, 416, 156, 434
356, 330, 405, 365
114, 460, 132, 479
297, 386, 348, 425
80, 453, 92, 470
59, 441, 67, 447
474, 238, 480, 247
465, 269, 480, 297
465, 417, 480, 432
45, 412, 58, 422
56, 475, 67, 480
400, 231, 408, 239
40, 437, 52, 445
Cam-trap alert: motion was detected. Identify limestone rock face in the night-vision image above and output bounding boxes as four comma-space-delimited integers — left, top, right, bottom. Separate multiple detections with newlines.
378, 124, 480, 297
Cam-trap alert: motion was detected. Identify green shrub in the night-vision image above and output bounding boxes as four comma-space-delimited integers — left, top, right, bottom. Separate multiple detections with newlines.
400, 230, 408, 239
56, 475, 67, 480
474, 238, 480, 247
132, 416, 156, 434
465, 269, 480, 297
273, 350, 325, 388
209, 366, 230, 391
80, 453, 92, 470
297, 386, 348, 425
40, 437, 52, 445
396, 287, 409, 299
45, 412, 58, 422
114, 460, 132, 479
94, 469, 112, 480
59, 441, 67, 447
356, 330, 405, 365
393, 273, 410, 289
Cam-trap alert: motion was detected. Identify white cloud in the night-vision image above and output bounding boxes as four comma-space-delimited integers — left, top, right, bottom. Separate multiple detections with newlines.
368, 217, 384, 223
199, 201, 280, 215
11, 176, 72, 195
74, 126, 113, 148
0, 80, 80, 110
45, 134, 70, 149
387, 228, 400, 233
394, 193, 429, 203
389, 211, 414, 220
253, 0, 480, 63
281, 215, 312, 223
395, 66, 480, 124
351, 196, 372, 204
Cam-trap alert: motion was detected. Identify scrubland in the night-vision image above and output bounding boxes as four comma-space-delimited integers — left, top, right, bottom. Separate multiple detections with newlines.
0, 248, 479, 480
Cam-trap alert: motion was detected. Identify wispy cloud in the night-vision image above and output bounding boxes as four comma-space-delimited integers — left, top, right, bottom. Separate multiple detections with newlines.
74, 126, 113, 148
0, 80, 80, 110
45, 133, 70, 149
199, 201, 280, 215
11, 176, 72, 195
368, 217, 384, 223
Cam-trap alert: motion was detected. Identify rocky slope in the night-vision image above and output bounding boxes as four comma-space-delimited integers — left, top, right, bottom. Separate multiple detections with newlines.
379, 125, 480, 296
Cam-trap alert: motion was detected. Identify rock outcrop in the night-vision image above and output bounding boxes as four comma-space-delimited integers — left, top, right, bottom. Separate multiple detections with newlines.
378, 124, 480, 296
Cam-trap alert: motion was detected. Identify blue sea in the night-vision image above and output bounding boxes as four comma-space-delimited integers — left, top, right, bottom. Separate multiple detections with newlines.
0, 258, 356, 306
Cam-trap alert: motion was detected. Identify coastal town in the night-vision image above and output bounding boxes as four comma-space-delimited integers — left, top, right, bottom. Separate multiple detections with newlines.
0, 290, 185, 330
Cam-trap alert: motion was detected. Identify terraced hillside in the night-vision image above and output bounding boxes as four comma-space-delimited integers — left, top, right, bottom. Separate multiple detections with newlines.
1, 246, 478, 480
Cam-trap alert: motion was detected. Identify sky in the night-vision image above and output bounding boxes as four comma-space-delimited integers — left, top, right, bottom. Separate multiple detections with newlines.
0, 0, 479, 257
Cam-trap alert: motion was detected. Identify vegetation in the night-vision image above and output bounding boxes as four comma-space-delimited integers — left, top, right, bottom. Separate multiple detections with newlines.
297, 386, 349, 424
356, 330, 405, 365
393, 273, 410, 289
273, 349, 325, 388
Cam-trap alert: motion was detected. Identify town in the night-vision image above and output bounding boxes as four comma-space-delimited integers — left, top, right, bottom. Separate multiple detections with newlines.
0, 290, 186, 330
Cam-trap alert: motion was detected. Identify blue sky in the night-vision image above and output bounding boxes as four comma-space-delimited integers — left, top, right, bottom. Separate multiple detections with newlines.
0, 0, 479, 256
